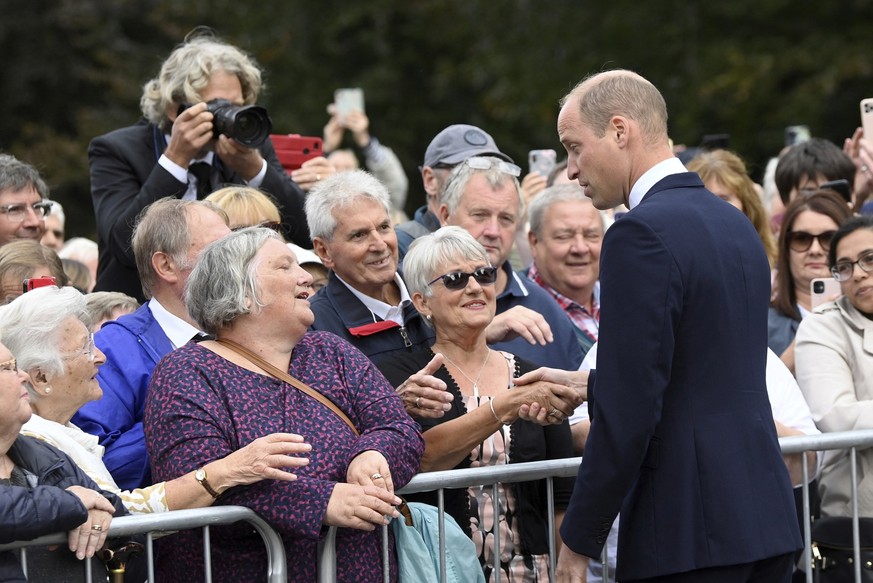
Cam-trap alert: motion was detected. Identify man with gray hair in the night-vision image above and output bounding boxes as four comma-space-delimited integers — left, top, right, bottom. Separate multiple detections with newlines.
73, 197, 230, 490
526, 184, 603, 358
438, 157, 585, 371
0, 154, 51, 247
89, 30, 309, 302
396, 124, 513, 260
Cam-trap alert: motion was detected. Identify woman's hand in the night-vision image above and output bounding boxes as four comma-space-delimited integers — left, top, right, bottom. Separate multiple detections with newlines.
347, 450, 393, 495
512, 368, 588, 425
65, 486, 116, 560
324, 483, 401, 531
215, 432, 312, 488
290, 157, 336, 192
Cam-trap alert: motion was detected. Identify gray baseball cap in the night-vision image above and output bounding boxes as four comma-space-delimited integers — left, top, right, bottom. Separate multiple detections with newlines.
423, 124, 514, 168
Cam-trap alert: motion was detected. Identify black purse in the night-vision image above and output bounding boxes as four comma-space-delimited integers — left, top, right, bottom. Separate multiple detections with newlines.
811, 517, 873, 582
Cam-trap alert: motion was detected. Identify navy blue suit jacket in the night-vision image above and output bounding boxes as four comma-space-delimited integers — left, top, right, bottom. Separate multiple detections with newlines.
89, 119, 310, 301
560, 172, 801, 580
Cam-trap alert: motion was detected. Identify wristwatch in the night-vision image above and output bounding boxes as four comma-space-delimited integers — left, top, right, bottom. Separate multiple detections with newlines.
194, 467, 220, 499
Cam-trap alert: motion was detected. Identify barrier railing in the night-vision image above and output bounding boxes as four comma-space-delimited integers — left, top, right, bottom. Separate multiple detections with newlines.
0, 505, 288, 582
5, 430, 873, 583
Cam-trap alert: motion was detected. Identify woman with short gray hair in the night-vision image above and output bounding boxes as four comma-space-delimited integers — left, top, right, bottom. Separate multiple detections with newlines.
378, 226, 575, 581
147, 226, 423, 581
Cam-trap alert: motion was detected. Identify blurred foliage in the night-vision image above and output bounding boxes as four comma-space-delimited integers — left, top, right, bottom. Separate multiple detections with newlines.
2, 0, 873, 238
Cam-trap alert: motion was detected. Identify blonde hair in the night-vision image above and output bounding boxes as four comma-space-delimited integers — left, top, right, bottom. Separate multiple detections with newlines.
206, 186, 281, 228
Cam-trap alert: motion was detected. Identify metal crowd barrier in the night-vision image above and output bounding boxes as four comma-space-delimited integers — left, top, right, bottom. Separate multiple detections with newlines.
0, 505, 288, 582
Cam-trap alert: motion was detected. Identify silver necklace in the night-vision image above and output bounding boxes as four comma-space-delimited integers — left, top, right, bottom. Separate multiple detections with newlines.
440, 349, 491, 395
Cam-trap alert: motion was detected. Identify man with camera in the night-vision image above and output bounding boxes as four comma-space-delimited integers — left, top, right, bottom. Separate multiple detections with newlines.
89, 30, 311, 301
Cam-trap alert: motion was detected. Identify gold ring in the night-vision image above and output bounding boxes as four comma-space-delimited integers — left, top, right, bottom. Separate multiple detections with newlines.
371, 472, 383, 480
415, 396, 422, 408
91, 524, 103, 532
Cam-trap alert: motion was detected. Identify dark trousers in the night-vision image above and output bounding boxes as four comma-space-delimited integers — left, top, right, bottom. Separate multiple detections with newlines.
624, 552, 796, 583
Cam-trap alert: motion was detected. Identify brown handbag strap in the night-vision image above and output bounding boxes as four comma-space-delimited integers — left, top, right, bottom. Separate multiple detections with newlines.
214, 338, 359, 436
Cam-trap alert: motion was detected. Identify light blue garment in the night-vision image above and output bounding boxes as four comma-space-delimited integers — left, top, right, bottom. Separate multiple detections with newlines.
392, 502, 484, 583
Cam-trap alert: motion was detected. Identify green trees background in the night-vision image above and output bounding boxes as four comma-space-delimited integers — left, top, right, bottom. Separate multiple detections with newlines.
3, 0, 873, 238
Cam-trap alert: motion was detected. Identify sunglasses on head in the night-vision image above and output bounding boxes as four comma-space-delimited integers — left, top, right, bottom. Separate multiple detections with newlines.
428, 266, 498, 290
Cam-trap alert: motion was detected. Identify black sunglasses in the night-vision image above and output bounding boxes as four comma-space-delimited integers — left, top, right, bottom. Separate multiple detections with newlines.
428, 266, 498, 290
787, 230, 836, 253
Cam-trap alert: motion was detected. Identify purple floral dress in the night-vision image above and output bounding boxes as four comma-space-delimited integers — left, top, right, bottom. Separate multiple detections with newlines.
144, 331, 424, 582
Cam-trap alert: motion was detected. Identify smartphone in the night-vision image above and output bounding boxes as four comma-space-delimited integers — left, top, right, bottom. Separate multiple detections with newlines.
861, 98, 873, 140
271, 134, 323, 173
528, 149, 557, 177
811, 277, 841, 309
334, 88, 365, 122
22, 275, 57, 293
785, 125, 811, 147
819, 178, 852, 203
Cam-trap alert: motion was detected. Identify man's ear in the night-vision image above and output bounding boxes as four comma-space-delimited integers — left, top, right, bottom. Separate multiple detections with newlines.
152, 252, 181, 285
527, 229, 539, 249
312, 238, 334, 269
611, 115, 629, 147
438, 204, 450, 227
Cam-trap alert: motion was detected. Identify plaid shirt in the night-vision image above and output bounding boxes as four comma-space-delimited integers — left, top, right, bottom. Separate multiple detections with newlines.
528, 262, 599, 345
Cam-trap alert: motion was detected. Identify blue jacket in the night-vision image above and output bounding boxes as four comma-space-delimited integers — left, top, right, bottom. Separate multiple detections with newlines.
72, 303, 173, 490
492, 262, 584, 370
561, 173, 801, 579
308, 271, 435, 365
1, 436, 126, 582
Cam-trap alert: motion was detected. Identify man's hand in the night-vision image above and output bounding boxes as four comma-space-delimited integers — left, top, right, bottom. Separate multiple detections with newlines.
215, 134, 265, 181
164, 102, 215, 168
555, 544, 590, 582
485, 306, 553, 346
396, 353, 453, 419
515, 367, 587, 425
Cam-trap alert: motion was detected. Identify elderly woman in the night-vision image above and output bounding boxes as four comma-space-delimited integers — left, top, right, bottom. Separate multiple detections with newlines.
0, 285, 311, 516
0, 335, 125, 582
377, 226, 575, 582
144, 227, 423, 582
769, 190, 852, 372
796, 215, 873, 517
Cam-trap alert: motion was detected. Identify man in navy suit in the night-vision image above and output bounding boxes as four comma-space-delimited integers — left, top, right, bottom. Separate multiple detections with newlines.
550, 70, 801, 581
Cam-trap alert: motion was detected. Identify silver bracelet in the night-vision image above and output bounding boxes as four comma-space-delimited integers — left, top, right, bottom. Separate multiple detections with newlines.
489, 397, 509, 426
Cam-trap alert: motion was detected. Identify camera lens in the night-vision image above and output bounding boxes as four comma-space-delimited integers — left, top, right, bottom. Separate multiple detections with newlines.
206, 100, 272, 148
813, 281, 825, 294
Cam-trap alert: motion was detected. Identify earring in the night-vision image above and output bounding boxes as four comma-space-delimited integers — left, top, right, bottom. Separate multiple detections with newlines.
44, 386, 52, 395
425, 314, 432, 321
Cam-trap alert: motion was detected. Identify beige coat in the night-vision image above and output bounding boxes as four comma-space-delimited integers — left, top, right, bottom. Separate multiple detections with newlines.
796, 296, 873, 517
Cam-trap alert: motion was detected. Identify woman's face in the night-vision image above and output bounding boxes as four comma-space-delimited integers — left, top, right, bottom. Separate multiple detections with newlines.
47, 316, 106, 413
788, 210, 839, 293
417, 257, 497, 337
0, 342, 32, 432
704, 177, 743, 212
253, 238, 314, 337
834, 228, 873, 315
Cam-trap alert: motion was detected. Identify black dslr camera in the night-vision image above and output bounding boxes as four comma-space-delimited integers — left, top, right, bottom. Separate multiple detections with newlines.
180, 99, 273, 148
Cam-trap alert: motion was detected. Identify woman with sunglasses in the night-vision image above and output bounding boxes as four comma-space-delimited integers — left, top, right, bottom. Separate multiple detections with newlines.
378, 226, 575, 582
769, 190, 852, 373
795, 215, 873, 517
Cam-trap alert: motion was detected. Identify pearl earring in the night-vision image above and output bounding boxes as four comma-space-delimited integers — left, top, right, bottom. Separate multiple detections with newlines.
44, 386, 52, 395
425, 314, 432, 321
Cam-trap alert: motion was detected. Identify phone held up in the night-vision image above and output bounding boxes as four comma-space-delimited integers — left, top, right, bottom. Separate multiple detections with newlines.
784, 125, 811, 147
861, 98, 873, 140
22, 276, 57, 294
271, 134, 323, 174
810, 277, 841, 309
334, 88, 365, 123
528, 149, 557, 177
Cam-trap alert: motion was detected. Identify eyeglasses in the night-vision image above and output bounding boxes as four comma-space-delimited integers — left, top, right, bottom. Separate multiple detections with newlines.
231, 221, 283, 233
0, 358, 17, 373
463, 157, 522, 177
428, 266, 498, 290
787, 230, 836, 253
832, 251, 873, 282
0, 201, 52, 223
62, 333, 96, 362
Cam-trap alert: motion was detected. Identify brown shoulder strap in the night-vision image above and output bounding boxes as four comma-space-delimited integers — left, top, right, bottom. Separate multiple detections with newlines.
214, 338, 359, 436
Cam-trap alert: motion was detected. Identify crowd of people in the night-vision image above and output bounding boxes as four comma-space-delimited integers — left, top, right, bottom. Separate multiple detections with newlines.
1, 28, 872, 583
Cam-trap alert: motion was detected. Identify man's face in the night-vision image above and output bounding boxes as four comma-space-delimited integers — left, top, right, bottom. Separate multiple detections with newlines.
314, 197, 398, 297
558, 98, 626, 210
0, 186, 45, 246
440, 174, 520, 267
529, 200, 603, 300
